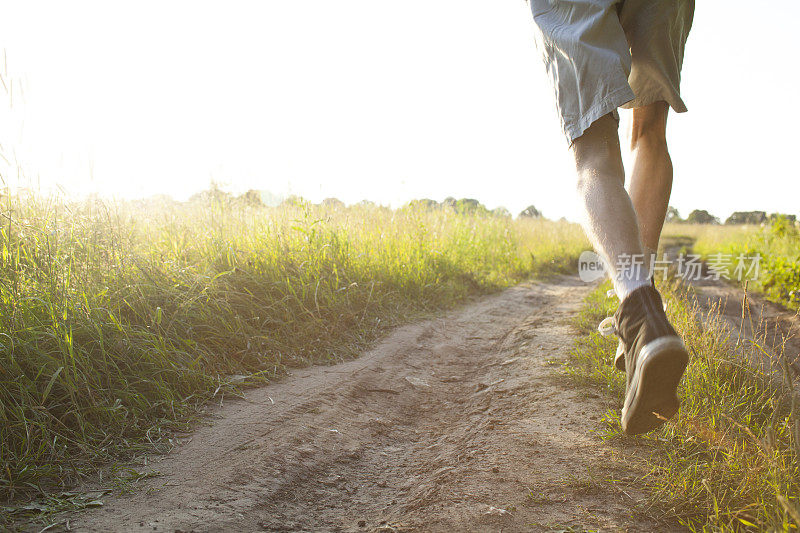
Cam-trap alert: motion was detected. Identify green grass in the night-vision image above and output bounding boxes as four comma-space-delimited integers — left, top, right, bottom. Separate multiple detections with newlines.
0, 193, 588, 513
567, 278, 800, 530
662, 221, 800, 309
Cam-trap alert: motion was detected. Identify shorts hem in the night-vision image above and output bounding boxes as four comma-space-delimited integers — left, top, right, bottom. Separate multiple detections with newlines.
564, 85, 636, 145
621, 92, 688, 113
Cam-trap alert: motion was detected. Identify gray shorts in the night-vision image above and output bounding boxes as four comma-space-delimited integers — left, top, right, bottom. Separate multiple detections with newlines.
529, 0, 695, 144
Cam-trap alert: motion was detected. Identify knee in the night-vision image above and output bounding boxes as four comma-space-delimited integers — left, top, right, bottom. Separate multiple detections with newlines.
631, 126, 668, 152
630, 102, 669, 151
572, 116, 625, 180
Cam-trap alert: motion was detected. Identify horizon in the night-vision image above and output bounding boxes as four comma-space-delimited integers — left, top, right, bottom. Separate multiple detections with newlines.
6, 183, 788, 225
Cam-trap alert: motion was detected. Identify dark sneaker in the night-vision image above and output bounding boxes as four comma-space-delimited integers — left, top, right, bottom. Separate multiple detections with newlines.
614, 340, 626, 372
606, 276, 657, 373
605, 285, 689, 435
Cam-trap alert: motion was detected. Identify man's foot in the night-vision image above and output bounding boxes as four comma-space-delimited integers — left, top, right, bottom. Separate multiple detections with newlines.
607, 276, 657, 373
606, 285, 689, 435
614, 340, 626, 372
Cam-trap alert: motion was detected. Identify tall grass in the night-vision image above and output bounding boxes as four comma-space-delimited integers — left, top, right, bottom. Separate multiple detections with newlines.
568, 278, 800, 530
0, 193, 587, 505
662, 221, 800, 309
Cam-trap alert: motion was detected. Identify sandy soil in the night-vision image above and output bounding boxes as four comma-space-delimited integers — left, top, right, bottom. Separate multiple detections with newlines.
55, 276, 680, 532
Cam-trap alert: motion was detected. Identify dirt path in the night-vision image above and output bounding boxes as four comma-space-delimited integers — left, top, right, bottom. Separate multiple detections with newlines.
63, 276, 673, 532
660, 238, 800, 378
687, 277, 800, 380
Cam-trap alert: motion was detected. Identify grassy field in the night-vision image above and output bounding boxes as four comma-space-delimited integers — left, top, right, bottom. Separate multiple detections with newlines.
662, 220, 800, 309
0, 193, 588, 508
568, 278, 800, 530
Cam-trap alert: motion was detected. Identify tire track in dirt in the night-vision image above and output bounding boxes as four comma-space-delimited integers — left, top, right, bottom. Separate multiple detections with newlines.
64, 276, 676, 532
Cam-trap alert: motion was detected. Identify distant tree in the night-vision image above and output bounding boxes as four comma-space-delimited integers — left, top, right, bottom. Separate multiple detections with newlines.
491, 207, 511, 218
404, 198, 439, 210
685, 209, 719, 225
237, 189, 264, 207
354, 199, 377, 208
321, 197, 345, 210
442, 197, 457, 210
725, 211, 766, 225
189, 182, 231, 205
453, 198, 487, 215
665, 206, 682, 223
518, 205, 542, 218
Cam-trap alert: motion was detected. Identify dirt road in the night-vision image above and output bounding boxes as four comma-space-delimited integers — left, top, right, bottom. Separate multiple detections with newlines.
65, 276, 673, 532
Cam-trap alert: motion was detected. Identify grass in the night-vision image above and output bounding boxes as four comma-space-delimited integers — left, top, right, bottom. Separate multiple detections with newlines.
0, 192, 588, 515
567, 277, 800, 530
662, 221, 800, 309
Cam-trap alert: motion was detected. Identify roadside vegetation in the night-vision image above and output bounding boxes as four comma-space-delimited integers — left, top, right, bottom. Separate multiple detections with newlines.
568, 278, 800, 530
662, 219, 800, 309
0, 192, 587, 513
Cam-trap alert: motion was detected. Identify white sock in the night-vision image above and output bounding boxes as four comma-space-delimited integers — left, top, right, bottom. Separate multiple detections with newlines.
613, 247, 653, 300
613, 276, 651, 301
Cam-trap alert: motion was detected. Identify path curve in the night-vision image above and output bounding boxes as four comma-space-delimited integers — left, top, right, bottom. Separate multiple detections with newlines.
68, 276, 671, 532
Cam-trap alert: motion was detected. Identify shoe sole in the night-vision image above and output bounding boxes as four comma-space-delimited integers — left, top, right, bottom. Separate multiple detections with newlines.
621, 336, 688, 436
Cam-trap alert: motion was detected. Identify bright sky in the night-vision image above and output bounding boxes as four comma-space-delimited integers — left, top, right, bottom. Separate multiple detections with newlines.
1, 1, 798, 220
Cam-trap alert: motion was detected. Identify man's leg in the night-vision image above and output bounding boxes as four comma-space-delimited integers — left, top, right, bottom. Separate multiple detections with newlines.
628, 102, 671, 263
596, 103, 672, 372
573, 112, 688, 436
572, 113, 649, 300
